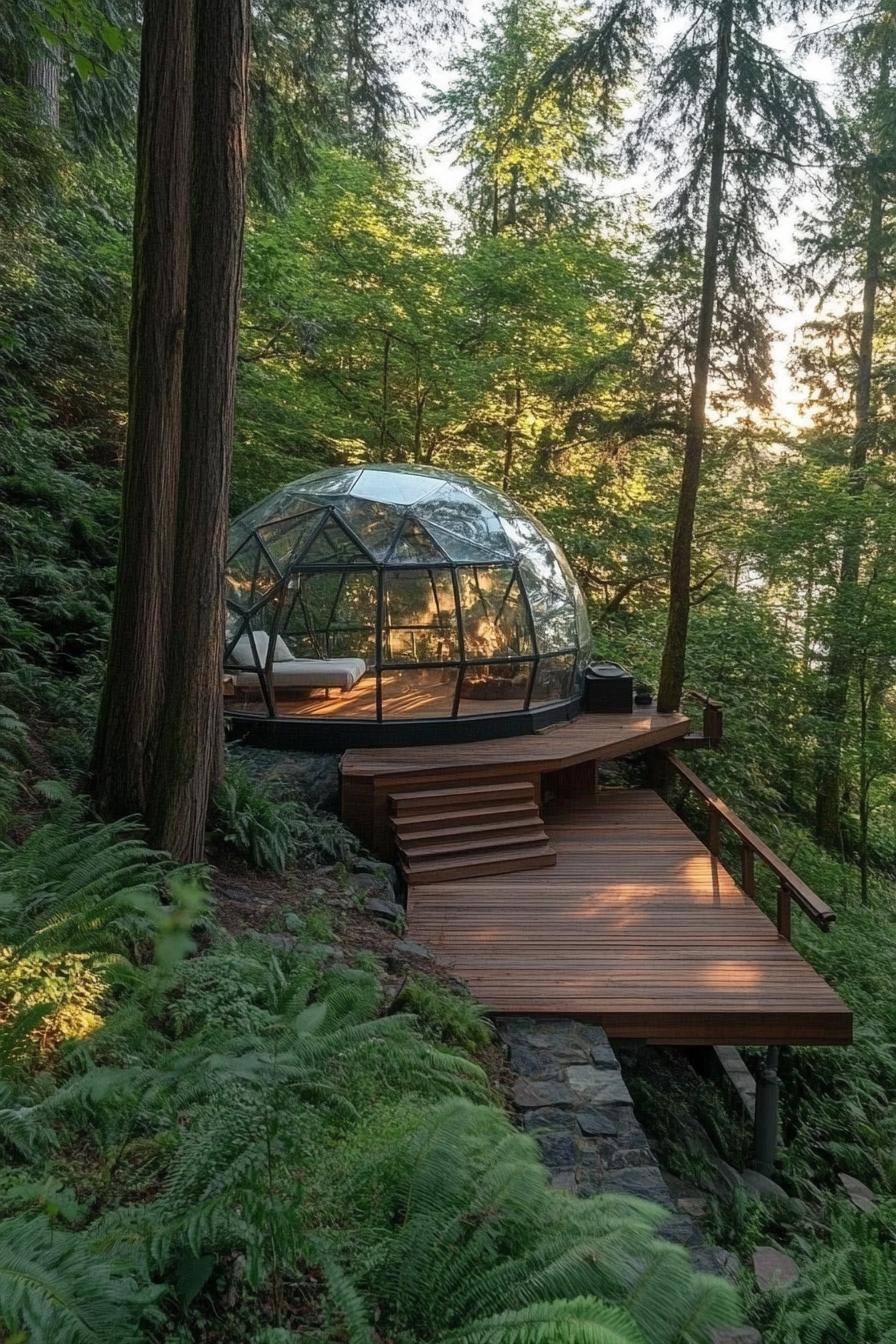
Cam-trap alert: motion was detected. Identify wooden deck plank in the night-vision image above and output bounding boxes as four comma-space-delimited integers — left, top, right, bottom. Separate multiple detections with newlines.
342, 709, 691, 777
408, 788, 852, 1046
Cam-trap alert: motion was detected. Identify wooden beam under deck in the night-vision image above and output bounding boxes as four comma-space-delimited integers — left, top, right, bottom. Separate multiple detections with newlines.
408, 789, 852, 1047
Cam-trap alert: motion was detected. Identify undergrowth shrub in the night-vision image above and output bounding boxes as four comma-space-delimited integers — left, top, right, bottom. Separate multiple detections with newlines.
751, 1200, 896, 1344
214, 761, 359, 872
396, 974, 493, 1051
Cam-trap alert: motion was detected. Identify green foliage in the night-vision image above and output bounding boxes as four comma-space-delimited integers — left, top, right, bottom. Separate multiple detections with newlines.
213, 761, 359, 872
323, 1098, 740, 1344
752, 1201, 896, 1344
396, 975, 494, 1052
0, 796, 740, 1343
0, 1212, 160, 1344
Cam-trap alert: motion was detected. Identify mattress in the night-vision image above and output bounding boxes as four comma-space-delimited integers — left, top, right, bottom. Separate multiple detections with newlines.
234, 657, 366, 692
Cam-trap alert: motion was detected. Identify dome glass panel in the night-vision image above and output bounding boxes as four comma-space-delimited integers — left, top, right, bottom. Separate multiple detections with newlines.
224, 464, 592, 745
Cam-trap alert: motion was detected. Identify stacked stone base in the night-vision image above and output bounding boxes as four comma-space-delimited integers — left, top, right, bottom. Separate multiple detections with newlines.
497, 1016, 741, 1284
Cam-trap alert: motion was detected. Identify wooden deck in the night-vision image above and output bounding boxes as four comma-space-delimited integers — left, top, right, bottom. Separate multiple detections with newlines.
341, 709, 691, 854
408, 789, 852, 1046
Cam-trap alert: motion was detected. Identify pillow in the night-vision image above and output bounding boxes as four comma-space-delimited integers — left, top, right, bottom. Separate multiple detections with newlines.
229, 631, 294, 668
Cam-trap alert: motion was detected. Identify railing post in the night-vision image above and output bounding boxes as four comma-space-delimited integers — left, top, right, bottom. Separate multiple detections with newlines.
753, 1046, 781, 1176
707, 805, 721, 856
703, 700, 723, 746
777, 880, 792, 940
741, 842, 755, 898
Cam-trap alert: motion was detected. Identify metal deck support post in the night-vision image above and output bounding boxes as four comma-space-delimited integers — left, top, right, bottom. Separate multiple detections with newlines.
753, 1045, 780, 1176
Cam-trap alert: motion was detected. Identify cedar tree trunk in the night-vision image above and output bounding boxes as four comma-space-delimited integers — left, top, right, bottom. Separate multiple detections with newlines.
91, 0, 194, 817
146, 0, 251, 860
656, 0, 733, 713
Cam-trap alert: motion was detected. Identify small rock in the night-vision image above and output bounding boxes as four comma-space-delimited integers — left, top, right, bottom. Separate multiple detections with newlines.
590, 1042, 619, 1069
566, 1064, 632, 1105
838, 1172, 876, 1213
741, 1169, 790, 1204
537, 1131, 578, 1167
353, 856, 396, 879
677, 1196, 708, 1219
753, 1246, 799, 1291
659, 1214, 704, 1249
216, 880, 260, 906
694, 1248, 742, 1282
550, 1169, 577, 1193
508, 1044, 564, 1081
577, 1109, 619, 1138
597, 1165, 671, 1206
513, 1079, 575, 1109
391, 938, 433, 960
257, 932, 297, 951
522, 1030, 590, 1063
709, 1326, 761, 1343
606, 1143, 655, 1171
521, 1107, 578, 1135
364, 895, 405, 926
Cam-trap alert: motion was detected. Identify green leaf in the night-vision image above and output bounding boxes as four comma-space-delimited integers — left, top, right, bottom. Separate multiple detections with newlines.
100, 22, 124, 52
71, 50, 94, 80
174, 1251, 217, 1306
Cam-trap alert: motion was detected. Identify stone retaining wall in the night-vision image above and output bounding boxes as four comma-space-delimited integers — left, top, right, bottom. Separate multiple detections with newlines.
497, 1015, 740, 1283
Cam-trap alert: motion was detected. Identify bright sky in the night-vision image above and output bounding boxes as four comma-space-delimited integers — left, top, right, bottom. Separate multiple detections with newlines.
399, 1, 845, 428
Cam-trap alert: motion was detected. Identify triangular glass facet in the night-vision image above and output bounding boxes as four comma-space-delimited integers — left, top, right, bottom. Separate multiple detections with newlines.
301, 515, 370, 564
258, 510, 324, 575
224, 537, 278, 611
389, 517, 449, 563
335, 497, 403, 560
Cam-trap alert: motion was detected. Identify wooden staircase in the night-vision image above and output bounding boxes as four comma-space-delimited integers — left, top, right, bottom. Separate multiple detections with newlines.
389, 781, 557, 885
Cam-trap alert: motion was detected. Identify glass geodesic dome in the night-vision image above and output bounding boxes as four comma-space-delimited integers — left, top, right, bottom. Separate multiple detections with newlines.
223, 464, 592, 748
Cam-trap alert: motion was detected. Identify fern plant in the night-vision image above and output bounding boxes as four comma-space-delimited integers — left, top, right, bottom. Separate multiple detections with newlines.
0, 1213, 160, 1343
213, 761, 358, 872
315, 1098, 742, 1344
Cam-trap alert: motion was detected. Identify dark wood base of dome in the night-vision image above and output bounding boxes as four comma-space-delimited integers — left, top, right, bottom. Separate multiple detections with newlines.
225, 694, 582, 752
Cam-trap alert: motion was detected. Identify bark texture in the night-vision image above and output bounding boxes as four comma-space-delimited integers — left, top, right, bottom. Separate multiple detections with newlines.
656, 0, 733, 713
147, 0, 251, 860
28, 52, 60, 127
91, 0, 194, 817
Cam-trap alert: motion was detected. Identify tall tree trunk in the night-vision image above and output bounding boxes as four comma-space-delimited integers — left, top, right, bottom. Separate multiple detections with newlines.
502, 378, 521, 491
814, 49, 888, 843
28, 50, 60, 127
379, 332, 391, 455
91, 0, 194, 817
656, 0, 733, 713
147, 0, 251, 860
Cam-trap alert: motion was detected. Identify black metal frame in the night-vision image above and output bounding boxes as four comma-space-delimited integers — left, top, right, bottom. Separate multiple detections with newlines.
223, 501, 586, 752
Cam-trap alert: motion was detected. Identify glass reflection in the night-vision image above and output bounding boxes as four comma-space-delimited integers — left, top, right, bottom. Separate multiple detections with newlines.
225, 464, 592, 722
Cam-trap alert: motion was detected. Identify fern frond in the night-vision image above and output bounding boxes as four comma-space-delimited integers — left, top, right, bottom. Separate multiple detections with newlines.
439, 1296, 647, 1344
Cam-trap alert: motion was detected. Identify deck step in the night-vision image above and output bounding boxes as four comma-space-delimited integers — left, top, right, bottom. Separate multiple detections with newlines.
389, 780, 555, 885
405, 843, 558, 885
389, 781, 534, 815
400, 826, 551, 862
398, 814, 542, 848
398, 801, 541, 834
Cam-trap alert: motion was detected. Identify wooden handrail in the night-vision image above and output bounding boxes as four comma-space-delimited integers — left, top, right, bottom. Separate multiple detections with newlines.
666, 753, 835, 934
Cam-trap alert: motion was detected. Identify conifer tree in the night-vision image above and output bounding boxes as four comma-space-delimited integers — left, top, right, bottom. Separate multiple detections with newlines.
804, 4, 896, 841
539, 0, 831, 710
643, 2, 831, 710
